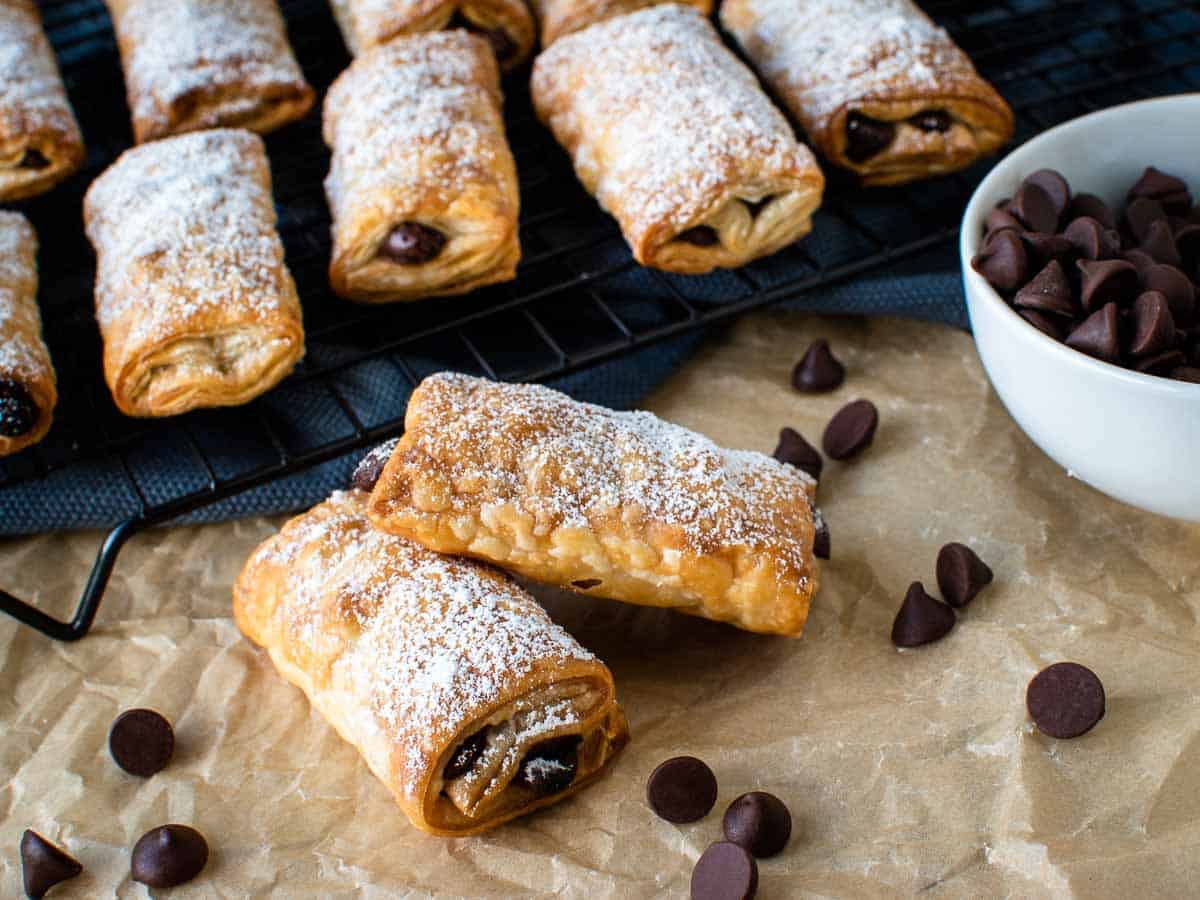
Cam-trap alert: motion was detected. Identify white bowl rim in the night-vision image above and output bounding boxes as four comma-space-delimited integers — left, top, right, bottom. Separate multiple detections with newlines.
960, 92, 1200, 396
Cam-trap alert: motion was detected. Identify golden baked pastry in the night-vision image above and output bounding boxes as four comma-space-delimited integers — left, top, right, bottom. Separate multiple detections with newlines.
721, 0, 1014, 186
0, 0, 85, 202
529, 0, 712, 46
323, 33, 520, 303
531, 5, 825, 275
367, 372, 822, 637
234, 489, 629, 836
104, 0, 315, 144
328, 0, 535, 71
0, 212, 56, 457
84, 129, 305, 418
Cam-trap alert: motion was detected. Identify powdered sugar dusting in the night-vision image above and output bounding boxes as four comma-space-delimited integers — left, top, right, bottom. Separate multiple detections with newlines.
0, 211, 49, 381
532, 5, 817, 243
0, 2, 82, 154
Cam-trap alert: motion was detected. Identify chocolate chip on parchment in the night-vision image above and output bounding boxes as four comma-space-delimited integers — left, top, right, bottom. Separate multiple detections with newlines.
1128, 166, 1192, 214
791, 339, 846, 393
1011, 181, 1059, 234
773, 427, 823, 481
514, 736, 580, 796
443, 727, 489, 780
1077, 259, 1138, 313
0, 379, 38, 438
350, 438, 399, 492
20, 831, 82, 900
822, 399, 878, 461
380, 222, 446, 264
813, 518, 830, 560
691, 842, 758, 900
1026, 662, 1105, 739
109, 709, 174, 777
1022, 169, 1071, 217
1067, 192, 1116, 230
1127, 291, 1176, 359
1019, 309, 1067, 341
844, 112, 895, 163
891, 582, 955, 648
131, 825, 209, 889
1013, 260, 1075, 318
936, 543, 994, 609
722, 792, 792, 858
647, 756, 718, 823
1064, 216, 1120, 261
1065, 303, 1122, 364
971, 229, 1028, 293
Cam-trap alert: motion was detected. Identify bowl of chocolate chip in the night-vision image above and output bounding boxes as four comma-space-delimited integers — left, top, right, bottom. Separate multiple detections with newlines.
961, 94, 1200, 521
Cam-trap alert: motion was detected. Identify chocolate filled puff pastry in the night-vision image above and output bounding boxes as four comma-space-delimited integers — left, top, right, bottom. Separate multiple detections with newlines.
0, 213, 55, 457
84, 129, 305, 418
328, 0, 535, 71
104, 0, 314, 144
528, 0, 712, 47
323, 33, 520, 303
721, 0, 1014, 186
531, 5, 824, 275
367, 373, 822, 637
0, 0, 85, 202
234, 489, 629, 836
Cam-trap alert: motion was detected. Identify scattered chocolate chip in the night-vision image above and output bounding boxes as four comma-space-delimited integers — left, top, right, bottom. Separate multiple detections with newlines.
1133, 349, 1186, 374
773, 427, 822, 480
1013, 260, 1075, 318
1019, 309, 1067, 341
1064, 216, 1120, 261
936, 543, 994, 609
822, 399, 878, 461
20, 831, 82, 900
891, 582, 955, 648
0, 378, 38, 438
21, 149, 50, 170
1026, 662, 1105, 739
845, 112, 895, 162
813, 518, 830, 560
130, 825, 209, 889
1128, 291, 1176, 359
515, 736, 580, 796
1172, 366, 1200, 383
1011, 182, 1059, 234
972, 230, 1028, 292
109, 709, 175, 777
1124, 196, 1167, 244
791, 339, 845, 393
647, 756, 718, 823
1022, 170, 1071, 217
1066, 303, 1122, 364
443, 727, 489, 781
1140, 219, 1182, 267
722, 792, 792, 858
1067, 192, 1116, 230
1141, 264, 1196, 323
677, 226, 719, 247
1077, 259, 1138, 313
910, 109, 951, 132
985, 206, 1023, 235
691, 842, 758, 900
1128, 166, 1192, 214
380, 222, 446, 264
350, 438, 398, 492
1019, 231, 1074, 268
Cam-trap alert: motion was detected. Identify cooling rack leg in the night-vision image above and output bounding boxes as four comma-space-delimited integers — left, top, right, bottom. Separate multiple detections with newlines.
0, 519, 139, 642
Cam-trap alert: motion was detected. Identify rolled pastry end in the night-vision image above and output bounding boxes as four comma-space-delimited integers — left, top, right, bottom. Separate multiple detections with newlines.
0, 138, 85, 203
0, 376, 55, 456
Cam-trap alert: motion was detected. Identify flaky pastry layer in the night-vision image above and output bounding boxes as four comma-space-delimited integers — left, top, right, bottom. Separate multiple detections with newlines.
529, 0, 712, 47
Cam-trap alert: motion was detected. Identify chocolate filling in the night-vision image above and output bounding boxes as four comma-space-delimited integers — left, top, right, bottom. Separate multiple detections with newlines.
449, 13, 515, 63
571, 579, 602, 589
845, 112, 896, 163
0, 379, 37, 438
745, 196, 775, 218
20, 149, 50, 170
513, 736, 580, 796
910, 109, 952, 133
676, 226, 719, 247
443, 727, 489, 781
380, 222, 446, 264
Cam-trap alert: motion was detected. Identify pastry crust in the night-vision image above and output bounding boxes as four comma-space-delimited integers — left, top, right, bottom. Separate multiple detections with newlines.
531, 5, 825, 275
234, 490, 629, 836
0, 0, 85, 202
323, 33, 520, 303
368, 373, 822, 637
720, 0, 1014, 186
529, 0, 712, 46
84, 129, 305, 418
0, 212, 55, 457
104, 0, 314, 144
328, 0, 535, 71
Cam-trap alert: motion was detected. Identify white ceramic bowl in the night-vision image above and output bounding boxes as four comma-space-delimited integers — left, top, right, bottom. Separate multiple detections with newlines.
961, 94, 1200, 521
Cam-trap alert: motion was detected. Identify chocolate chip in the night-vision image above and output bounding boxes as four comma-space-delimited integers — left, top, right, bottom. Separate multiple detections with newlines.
514, 736, 579, 796
1122, 248, 1156, 273
380, 222, 446, 264
677, 226, 719, 247
1133, 349, 1185, 374
443, 727, 488, 780
813, 518, 830, 560
1019, 309, 1067, 341
845, 112, 895, 162
1026, 662, 1105, 739
791, 339, 845, 393
1067, 192, 1116, 230
20, 831, 82, 900
691, 842, 758, 900
1128, 291, 1176, 359
350, 439, 397, 492
1124, 196, 1167, 244
646, 756, 718, 823
1077, 259, 1138, 313
109, 709, 174, 777
1128, 166, 1192, 214
1141, 264, 1196, 323
1172, 366, 1200, 383
1014, 260, 1075, 318
1064, 216, 1120, 261
891, 582, 955, 648
972, 230, 1028, 293
1019, 232, 1074, 269
936, 543, 993, 609
130, 825, 209, 889
1173, 223, 1200, 273
985, 206, 1023, 236
722, 792, 792, 858
0, 379, 38, 437
910, 109, 951, 132
20, 149, 50, 170
822, 399, 878, 461
1022, 170, 1071, 217
1140, 219, 1182, 268
773, 427, 822, 480
1065, 303, 1121, 363
1011, 182, 1059, 234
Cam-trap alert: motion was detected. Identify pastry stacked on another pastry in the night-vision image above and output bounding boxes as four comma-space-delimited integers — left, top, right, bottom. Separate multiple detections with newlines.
528, 0, 712, 47
721, 0, 1013, 186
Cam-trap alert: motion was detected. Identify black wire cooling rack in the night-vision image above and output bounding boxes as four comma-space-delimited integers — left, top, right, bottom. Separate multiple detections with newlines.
3, 0, 1200, 640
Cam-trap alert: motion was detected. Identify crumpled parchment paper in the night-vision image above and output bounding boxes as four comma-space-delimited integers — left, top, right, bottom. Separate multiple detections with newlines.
3, 313, 1199, 898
